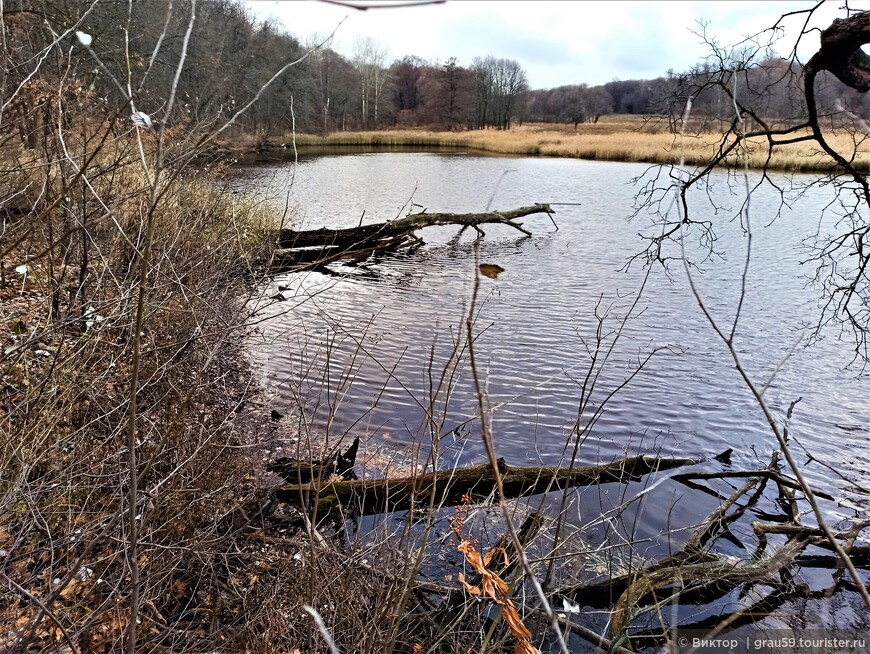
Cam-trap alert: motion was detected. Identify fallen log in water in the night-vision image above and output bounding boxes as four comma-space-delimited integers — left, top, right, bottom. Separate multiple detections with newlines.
270, 204, 556, 270
551, 451, 870, 646
608, 536, 813, 637
267, 436, 360, 484
272, 453, 699, 516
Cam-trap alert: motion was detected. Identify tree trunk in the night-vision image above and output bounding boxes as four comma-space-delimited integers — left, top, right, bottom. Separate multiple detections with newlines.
273, 453, 700, 516
806, 11, 870, 92
270, 204, 556, 270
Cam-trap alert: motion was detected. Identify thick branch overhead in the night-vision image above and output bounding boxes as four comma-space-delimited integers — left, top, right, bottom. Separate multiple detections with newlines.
806, 11, 870, 92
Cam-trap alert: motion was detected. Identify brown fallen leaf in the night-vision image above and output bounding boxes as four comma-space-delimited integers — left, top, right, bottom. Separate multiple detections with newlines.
455, 538, 536, 652
59, 578, 79, 600
502, 603, 532, 640
479, 263, 505, 279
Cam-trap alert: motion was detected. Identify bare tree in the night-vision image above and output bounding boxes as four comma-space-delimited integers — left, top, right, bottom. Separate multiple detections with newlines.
352, 35, 389, 128
307, 33, 337, 133
470, 55, 528, 130
632, 5, 870, 619
638, 7, 870, 362
491, 57, 529, 129
419, 56, 473, 129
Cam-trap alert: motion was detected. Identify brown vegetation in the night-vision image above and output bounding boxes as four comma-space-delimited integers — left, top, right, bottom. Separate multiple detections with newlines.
0, 132, 281, 650
4, 2, 870, 652
268, 116, 870, 172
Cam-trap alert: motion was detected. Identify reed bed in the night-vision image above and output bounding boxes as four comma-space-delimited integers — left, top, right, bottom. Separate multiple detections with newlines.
285, 117, 870, 173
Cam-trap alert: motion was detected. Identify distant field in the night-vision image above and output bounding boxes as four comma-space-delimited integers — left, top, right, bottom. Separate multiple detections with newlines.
277, 115, 870, 173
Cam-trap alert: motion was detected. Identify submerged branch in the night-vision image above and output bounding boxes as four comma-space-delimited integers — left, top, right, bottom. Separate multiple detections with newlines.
269, 204, 556, 270
272, 452, 698, 516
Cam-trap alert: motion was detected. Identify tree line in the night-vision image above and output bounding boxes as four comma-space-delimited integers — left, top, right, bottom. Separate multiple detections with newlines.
5, 0, 870, 146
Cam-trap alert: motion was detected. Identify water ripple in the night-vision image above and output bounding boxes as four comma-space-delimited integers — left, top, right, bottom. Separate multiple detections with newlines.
240, 152, 869, 510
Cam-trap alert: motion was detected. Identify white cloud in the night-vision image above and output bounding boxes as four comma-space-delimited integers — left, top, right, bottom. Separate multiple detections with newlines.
244, 0, 846, 88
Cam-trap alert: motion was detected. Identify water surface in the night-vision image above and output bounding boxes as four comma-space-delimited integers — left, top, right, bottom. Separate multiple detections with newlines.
239, 150, 869, 511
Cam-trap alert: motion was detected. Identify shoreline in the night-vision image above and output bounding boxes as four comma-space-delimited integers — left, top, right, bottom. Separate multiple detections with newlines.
247, 120, 870, 173
5, 131, 866, 650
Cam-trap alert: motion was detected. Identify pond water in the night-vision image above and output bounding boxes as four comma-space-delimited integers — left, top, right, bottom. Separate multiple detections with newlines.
235, 149, 870, 645
238, 150, 868, 506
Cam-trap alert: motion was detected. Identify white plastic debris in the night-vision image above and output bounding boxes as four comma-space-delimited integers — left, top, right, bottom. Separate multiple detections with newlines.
132, 111, 153, 130
84, 305, 105, 331
561, 597, 581, 613
14, 264, 27, 275
75, 31, 92, 47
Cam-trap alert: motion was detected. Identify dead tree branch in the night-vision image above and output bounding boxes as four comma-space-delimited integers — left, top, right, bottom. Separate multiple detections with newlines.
270, 204, 556, 269
272, 452, 700, 516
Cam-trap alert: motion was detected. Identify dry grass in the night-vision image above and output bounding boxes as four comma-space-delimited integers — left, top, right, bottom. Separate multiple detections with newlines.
0, 126, 531, 653
6, 106, 866, 652
0, 133, 289, 651
283, 115, 870, 173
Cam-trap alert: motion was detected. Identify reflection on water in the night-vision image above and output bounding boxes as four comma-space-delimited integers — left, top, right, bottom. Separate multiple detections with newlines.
239, 151, 869, 506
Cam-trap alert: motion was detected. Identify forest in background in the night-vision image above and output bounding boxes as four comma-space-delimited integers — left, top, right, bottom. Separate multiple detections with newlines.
7, 0, 870, 151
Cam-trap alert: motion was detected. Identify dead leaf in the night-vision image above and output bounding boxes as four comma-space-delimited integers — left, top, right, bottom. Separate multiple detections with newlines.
502, 604, 532, 640
515, 640, 539, 654
483, 546, 509, 569
457, 573, 481, 596
479, 263, 505, 279
455, 539, 536, 653
59, 579, 79, 600
457, 540, 509, 598
458, 540, 484, 573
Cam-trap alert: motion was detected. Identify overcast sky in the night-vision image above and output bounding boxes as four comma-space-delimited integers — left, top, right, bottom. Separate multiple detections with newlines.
242, 1, 845, 89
